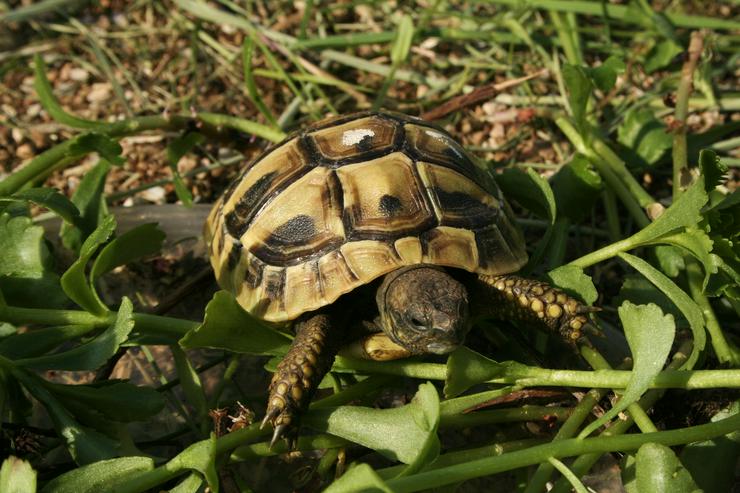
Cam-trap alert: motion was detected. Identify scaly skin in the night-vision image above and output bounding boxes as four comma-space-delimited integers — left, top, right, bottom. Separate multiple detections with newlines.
262, 312, 341, 448
475, 274, 597, 344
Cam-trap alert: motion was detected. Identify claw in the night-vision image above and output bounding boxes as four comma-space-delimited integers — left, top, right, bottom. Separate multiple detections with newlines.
261, 407, 279, 430
270, 424, 287, 450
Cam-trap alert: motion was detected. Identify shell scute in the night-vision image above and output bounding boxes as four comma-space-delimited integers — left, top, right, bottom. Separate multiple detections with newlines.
309, 115, 399, 161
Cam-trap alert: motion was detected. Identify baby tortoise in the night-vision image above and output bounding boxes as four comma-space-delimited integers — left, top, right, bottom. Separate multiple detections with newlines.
204, 111, 595, 447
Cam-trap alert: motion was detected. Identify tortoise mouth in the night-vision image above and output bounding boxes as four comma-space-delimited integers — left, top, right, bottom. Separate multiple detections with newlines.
425, 341, 460, 354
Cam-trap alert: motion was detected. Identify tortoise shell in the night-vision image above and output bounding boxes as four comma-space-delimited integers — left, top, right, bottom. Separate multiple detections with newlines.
205, 111, 527, 322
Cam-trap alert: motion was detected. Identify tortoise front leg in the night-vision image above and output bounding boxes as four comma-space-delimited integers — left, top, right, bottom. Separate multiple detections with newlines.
262, 312, 341, 448
474, 274, 597, 345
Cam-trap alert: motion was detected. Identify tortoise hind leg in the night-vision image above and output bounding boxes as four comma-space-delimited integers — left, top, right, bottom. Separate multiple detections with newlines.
262, 312, 341, 448
474, 274, 599, 345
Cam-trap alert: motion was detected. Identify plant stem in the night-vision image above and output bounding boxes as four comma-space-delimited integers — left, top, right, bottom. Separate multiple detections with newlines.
0, 305, 197, 338
672, 32, 704, 198
440, 406, 571, 429
385, 411, 740, 492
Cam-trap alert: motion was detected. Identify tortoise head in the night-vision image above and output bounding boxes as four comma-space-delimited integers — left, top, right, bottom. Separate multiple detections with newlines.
376, 265, 470, 355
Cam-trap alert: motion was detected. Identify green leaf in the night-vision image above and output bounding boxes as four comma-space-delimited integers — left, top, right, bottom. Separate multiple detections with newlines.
168, 434, 219, 492
46, 380, 165, 422
550, 154, 602, 222
615, 276, 684, 325
0, 456, 36, 493
68, 134, 124, 166
497, 168, 555, 220
619, 252, 706, 369
168, 473, 204, 493
167, 132, 204, 207
636, 443, 701, 493
180, 291, 291, 355
60, 160, 111, 252
579, 302, 675, 438
0, 214, 52, 277
649, 228, 716, 288
644, 39, 682, 73
547, 265, 597, 305
588, 55, 625, 93
39, 456, 154, 493
617, 107, 673, 167
679, 403, 740, 493
60, 214, 116, 314
390, 14, 414, 66
0, 214, 67, 309
33, 54, 100, 130
241, 37, 279, 128
444, 346, 505, 397
305, 382, 440, 466
654, 245, 685, 278
0, 325, 93, 359
0, 188, 81, 226
90, 223, 165, 281
630, 178, 708, 246
699, 149, 728, 192
15, 297, 133, 371
11, 368, 120, 464
324, 463, 393, 493
172, 346, 208, 426
562, 64, 593, 133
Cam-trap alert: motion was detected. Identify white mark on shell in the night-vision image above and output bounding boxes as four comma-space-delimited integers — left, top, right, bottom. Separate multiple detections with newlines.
342, 128, 375, 146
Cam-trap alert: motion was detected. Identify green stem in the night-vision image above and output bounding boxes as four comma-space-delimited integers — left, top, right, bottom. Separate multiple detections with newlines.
567, 237, 634, 269
686, 259, 740, 365
386, 411, 740, 492
440, 406, 571, 429
0, 305, 197, 338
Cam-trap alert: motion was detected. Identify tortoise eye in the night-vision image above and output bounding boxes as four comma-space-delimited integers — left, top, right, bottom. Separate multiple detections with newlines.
410, 317, 427, 330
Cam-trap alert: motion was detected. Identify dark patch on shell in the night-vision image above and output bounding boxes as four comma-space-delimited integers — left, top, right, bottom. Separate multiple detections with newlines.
435, 188, 497, 228
271, 215, 317, 245
378, 194, 403, 216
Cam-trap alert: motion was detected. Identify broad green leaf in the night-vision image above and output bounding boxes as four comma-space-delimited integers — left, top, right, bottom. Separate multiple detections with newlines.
0, 214, 52, 277
644, 39, 682, 73
649, 228, 716, 288
61, 160, 111, 252
0, 456, 36, 493
60, 214, 116, 314
615, 276, 684, 325
0, 188, 81, 226
168, 434, 218, 492
680, 403, 740, 493
617, 107, 672, 167
68, 134, 124, 166
305, 382, 440, 466
562, 64, 592, 133
0, 214, 67, 309
167, 132, 204, 206
168, 472, 204, 493
90, 223, 165, 281
390, 15, 414, 66
15, 297, 133, 370
10, 367, 120, 464
699, 149, 728, 192
579, 302, 675, 438
0, 325, 92, 359
39, 456, 154, 493
547, 265, 597, 305
550, 154, 602, 222
654, 245, 685, 277
622, 453, 638, 493
636, 443, 701, 493
589, 55, 625, 93
172, 346, 208, 426
46, 380, 165, 422
497, 168, 555, 220
619, 252, 706, 369
180, 291, 291, 355
630, 178, 708, 246
445, 346, 505, 397
324, 463, 393, 493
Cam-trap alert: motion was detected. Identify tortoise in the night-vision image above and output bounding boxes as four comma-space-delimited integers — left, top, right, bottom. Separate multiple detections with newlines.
204, 111, 593, 446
